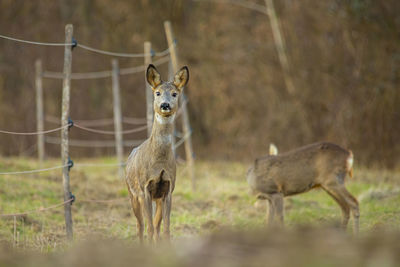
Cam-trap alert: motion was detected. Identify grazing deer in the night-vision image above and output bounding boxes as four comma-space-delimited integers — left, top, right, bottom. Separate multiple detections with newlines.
125, 64, 189, 243
247, 142, 359, 234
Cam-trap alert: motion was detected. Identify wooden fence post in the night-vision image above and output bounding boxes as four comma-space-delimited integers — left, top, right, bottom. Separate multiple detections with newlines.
61, 24, 74, 240
35, 59, 45, 163
164, 21, 196, 191
264, 0, 295, 95
144, 42, 153, 137
168, 59, 177, 155
112, 59, 124, 179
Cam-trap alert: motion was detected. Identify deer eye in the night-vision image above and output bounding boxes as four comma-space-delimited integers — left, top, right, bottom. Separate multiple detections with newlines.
172, 92, 177, 98
156, 92, 161, 96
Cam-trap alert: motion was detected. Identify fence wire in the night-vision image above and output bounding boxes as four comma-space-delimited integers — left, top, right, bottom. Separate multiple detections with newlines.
0, 33, 173, 58
74, 123, 147, 135
76, 43, 171, 58
0, 163, 71, 175
0, 198, 74, 217
42, 55, 170, 80
45, 115, 147, 127
0, 124, 70, 136
74, 162, 125, 167
122, 117, 147, 125
78, 197, 129, 204
43, 70, 112, 80
119, 55, 170, 75
0, 34, 73, 46
45, 136, 144, 147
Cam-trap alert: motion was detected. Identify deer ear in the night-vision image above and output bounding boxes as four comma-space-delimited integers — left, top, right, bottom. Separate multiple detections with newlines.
173, 66, 189, 90
146, 64, 161, 89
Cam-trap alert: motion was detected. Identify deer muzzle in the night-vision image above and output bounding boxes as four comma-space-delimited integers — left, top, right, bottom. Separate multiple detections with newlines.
160, 102, 171, 112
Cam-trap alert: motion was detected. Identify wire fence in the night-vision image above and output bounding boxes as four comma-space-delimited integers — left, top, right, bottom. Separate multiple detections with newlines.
43, 70, 112, 80
0, 196, 131, 218
0, 132, 190, 220
0, 154, 191, 217
120, 55, 170, 75
74, 123, 147, 135
121, 117, 148, 125
0, 164, 70, 175
45, 115, 147, 127
0, 25, 193, 231
45, 136, 144, 148
42, 54, 170, 80
78, 197, 129, 204
0, 34, 73, 46
76, 43, 172, 58
0, 33, 172, 58
0, 161, 125, 176
74, 162, 125, 167
0, 198, 74, 218
0, 129, 190, 176
0, 124, 70, 136
0, 160, 124, 218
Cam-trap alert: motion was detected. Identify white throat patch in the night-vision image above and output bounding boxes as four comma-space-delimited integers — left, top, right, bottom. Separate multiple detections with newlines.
155, 113, 175, 125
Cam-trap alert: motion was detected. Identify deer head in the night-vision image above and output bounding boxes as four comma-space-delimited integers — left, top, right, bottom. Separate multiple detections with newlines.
146, 64, 189, 119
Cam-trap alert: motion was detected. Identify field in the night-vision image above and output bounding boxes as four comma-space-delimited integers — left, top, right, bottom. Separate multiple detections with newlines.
0, 157, 400, 266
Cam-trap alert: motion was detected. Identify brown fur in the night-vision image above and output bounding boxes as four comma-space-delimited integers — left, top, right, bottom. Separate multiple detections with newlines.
125, 64, 189, 243
247, 142, 359, 234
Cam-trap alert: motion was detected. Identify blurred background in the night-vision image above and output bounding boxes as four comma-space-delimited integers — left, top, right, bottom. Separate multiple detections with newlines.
0, 0, 399, 168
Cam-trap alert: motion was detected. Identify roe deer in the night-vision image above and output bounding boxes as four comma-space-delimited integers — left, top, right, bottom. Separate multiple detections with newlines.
247, 142, 359, 233
125, 64, 189, 243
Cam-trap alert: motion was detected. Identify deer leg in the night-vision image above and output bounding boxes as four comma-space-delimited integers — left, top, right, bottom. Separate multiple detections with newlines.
266, 198, 275, 225
162, 193, 172, 241
130, 195, 144, 243
267, 198, 275, 226
336, 186, 360, 235
153, 199, 163, 242
259, 194, 275, 226
144, 187, 154, 244
322, 186, 350, 229
271, 193, 284, 226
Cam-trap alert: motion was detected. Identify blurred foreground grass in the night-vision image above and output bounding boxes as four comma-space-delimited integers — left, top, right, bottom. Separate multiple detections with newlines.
0, 157, 399, 253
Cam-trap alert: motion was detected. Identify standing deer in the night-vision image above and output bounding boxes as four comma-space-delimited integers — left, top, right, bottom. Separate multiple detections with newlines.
247, 142, 359, 233
125, 64, 189, 243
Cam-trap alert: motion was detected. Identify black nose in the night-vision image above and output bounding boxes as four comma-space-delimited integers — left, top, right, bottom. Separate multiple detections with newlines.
160, 103, 170, 110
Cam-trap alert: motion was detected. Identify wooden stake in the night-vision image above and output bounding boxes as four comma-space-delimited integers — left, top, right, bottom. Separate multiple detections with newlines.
144, 42, 153, 137
164, 21, 196, 191
168, 59, 177, 155
264, 0, 295, 95
112, 59, 124, 179
61, 24, 73, 240
35, 59, 45, 163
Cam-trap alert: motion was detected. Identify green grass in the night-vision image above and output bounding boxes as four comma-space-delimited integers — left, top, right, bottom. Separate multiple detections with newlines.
0, 157, 399, 251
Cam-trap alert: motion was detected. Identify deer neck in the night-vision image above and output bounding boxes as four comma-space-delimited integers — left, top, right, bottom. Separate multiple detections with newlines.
149, 113, 175, 152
